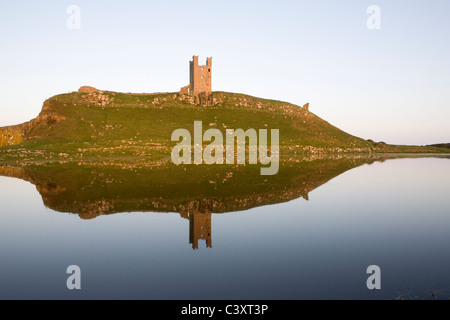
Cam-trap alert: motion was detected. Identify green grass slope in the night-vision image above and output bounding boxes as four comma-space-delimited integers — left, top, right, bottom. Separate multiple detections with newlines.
0, 89, 448, 164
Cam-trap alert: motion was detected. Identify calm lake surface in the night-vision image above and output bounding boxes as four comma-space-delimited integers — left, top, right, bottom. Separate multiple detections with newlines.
0, 157, 449, 299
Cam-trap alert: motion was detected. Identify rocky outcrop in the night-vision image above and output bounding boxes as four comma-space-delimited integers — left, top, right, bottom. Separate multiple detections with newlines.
0, 100, 66, 147
80, 92, 114, 106
0, 125, 27, 146
78, 86, 101, 93
177, 91, 215, 106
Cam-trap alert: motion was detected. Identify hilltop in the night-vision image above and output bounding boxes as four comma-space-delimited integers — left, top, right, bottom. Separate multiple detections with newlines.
0, 87, 448, 165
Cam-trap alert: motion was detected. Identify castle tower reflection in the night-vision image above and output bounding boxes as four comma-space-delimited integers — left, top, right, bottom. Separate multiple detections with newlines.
179, 200, 213, 250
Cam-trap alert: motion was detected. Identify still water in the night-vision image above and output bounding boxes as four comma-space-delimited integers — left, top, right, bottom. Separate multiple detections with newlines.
0, 157, 449, 299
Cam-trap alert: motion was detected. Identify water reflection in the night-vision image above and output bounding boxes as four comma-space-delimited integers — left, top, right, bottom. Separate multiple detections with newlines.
181, 200, 213, 249
1, 154, 448, 250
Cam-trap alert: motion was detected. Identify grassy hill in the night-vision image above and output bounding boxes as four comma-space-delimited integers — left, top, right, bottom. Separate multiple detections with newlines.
0, 88, 448, 165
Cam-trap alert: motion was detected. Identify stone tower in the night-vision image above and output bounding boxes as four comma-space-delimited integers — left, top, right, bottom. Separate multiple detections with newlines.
190, 56, 212, 94
189, 207, 212, 250
180, 56, 212, 95
179, 56, 214, 106
178, 200, 213, 250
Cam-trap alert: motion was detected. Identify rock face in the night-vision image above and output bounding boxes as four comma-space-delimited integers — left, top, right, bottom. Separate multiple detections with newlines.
78, 86, 101, 93
0, 100, 66, 147
0, 125, 26, 146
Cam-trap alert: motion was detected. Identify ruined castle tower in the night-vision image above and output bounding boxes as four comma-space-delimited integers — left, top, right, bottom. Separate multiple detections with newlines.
180, 56, 212, 95
189, 207, 212, 250
179, 56, 214, 106
179, 200, 213, 250
190, 56, 212, 94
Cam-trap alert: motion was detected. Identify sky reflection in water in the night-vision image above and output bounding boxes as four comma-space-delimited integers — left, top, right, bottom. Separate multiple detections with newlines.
0, 157, 449, 299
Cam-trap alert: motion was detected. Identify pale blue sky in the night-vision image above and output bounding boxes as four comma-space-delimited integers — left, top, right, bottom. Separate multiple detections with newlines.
0, 0, 449, 145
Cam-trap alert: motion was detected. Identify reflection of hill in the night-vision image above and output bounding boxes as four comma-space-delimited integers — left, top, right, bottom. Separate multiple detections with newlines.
0, 156, 387, 249
0, 157, 380, 217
